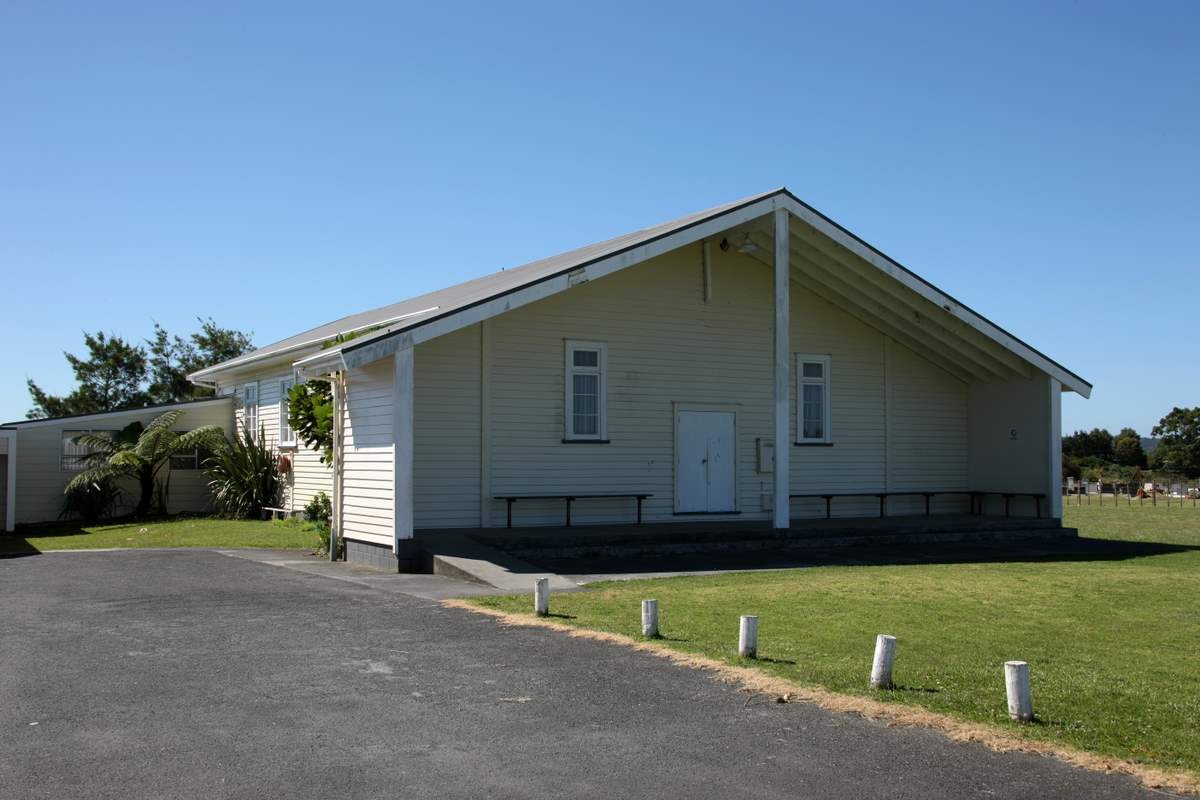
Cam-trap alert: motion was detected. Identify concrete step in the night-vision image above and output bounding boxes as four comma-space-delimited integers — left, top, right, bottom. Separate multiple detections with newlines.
502, 526, 1078, 560
417, 532, 578, 592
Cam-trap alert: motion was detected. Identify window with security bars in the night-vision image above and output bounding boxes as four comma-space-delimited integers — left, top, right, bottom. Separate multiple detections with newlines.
796, 355, 832, 444
564, 341, 607, 441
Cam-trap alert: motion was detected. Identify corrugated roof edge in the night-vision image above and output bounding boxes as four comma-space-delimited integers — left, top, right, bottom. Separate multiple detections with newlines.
3, 396, 232, 429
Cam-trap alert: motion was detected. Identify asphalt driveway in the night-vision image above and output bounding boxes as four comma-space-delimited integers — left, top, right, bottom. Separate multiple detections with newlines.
0, 550, 1167, 799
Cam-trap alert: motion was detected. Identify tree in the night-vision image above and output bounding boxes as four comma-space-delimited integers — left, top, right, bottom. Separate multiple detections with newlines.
287, 381, 335, 464
1062, 428, 1114, 461
1151, 407, 1200, 477
147, 318, 254, 404
27, 332, 150, 419
27, 320, 253, 419
65, 409, 226, 517
1112, 427, 1147, 468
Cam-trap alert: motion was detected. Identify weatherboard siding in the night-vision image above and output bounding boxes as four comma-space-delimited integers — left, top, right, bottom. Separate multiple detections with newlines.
340, 360, 395, 545
414, 327, 482, 528
887, 344, 970, 514
474, 243, 967, 526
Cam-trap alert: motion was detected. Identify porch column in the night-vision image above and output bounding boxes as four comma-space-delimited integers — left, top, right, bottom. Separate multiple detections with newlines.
394, 347, 415, 549
773, 207, 791, 532
1047, 376, 1062, 520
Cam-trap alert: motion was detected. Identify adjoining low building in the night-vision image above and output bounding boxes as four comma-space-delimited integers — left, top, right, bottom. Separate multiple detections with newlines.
188, 188, 1091, 570
0, 398, 233, 530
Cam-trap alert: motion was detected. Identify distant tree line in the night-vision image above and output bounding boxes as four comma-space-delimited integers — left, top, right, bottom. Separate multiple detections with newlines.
1063, 407, 1200, 480
26, 318, 254, 420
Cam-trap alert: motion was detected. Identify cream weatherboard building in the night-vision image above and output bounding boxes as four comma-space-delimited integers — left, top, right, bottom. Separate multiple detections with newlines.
1, 398, 233, 530
188, 188, 1090, 569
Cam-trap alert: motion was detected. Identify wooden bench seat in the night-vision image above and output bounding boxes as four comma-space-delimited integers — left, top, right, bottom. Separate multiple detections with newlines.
789, 490, 1047, 519
494, 493, 653, 528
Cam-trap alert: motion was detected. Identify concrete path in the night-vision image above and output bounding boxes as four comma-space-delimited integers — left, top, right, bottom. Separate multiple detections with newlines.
0, 550, 1171, 799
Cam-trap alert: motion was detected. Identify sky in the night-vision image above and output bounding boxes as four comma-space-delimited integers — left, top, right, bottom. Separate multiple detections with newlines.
1, 1, 1196, 432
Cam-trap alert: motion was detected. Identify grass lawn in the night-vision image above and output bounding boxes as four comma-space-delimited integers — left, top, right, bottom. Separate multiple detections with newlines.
0, 517, 325, 554
467, 503, 1200, 778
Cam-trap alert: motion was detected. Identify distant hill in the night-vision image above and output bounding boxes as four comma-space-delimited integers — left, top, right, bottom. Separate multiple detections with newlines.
1141, 437, 1161, 454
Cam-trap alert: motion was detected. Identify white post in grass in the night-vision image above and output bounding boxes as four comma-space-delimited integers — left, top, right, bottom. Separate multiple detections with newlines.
738, 615, 758, 658
641, 599, 659, 638
534, 578, 550, 617
1005, 661, 1034, 722
870, 634, 896, 689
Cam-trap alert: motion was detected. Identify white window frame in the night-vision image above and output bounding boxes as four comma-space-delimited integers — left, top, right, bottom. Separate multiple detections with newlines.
564, 340, 608, 442
239, 381, 259, 441
278, 377, 297, 447
795, 354, 832, 444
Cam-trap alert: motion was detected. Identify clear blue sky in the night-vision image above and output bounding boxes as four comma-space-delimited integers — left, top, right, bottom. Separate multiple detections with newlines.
2, 1, 1196, 432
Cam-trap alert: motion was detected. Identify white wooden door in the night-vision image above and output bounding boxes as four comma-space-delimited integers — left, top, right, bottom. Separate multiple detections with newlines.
676, 411, 736, 512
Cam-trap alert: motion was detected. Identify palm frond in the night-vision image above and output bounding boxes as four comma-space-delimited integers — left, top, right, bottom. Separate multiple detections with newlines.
65, 463, 127, 495
135, 411, 184, 461
170, 425, 227, 456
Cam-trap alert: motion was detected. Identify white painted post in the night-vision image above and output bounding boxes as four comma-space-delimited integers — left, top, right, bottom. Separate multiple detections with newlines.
394, 347, 415, 551
772, 207, 791, 533
738, 615, 758, 658
1004, 661, 1034, 722
534, 578, 550, 616
641, 599, 659, 637
870, 634, 896, 689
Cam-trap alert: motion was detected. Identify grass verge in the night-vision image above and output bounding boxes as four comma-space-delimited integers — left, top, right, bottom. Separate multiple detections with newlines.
0, 516, 324, 554
460, 503, 1200, 792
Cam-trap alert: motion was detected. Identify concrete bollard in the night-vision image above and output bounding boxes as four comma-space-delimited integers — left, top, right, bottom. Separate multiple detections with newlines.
1004, 661, 1034, 722
870, 634, 897, 689
534, 578, 550, 617
738, 615, 758, 658
641, 599, 659, 638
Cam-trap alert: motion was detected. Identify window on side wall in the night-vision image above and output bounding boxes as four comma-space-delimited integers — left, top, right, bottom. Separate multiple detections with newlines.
796, 354, 832, 444
564, 340, 607, 441
279, 377, 296, 447
61, 430, 109, 471
169, 443, 200, 470
238, 382, 259, 441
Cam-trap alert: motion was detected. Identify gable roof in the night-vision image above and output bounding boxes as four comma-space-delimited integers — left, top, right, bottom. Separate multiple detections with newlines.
191, 188, 1091, 397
